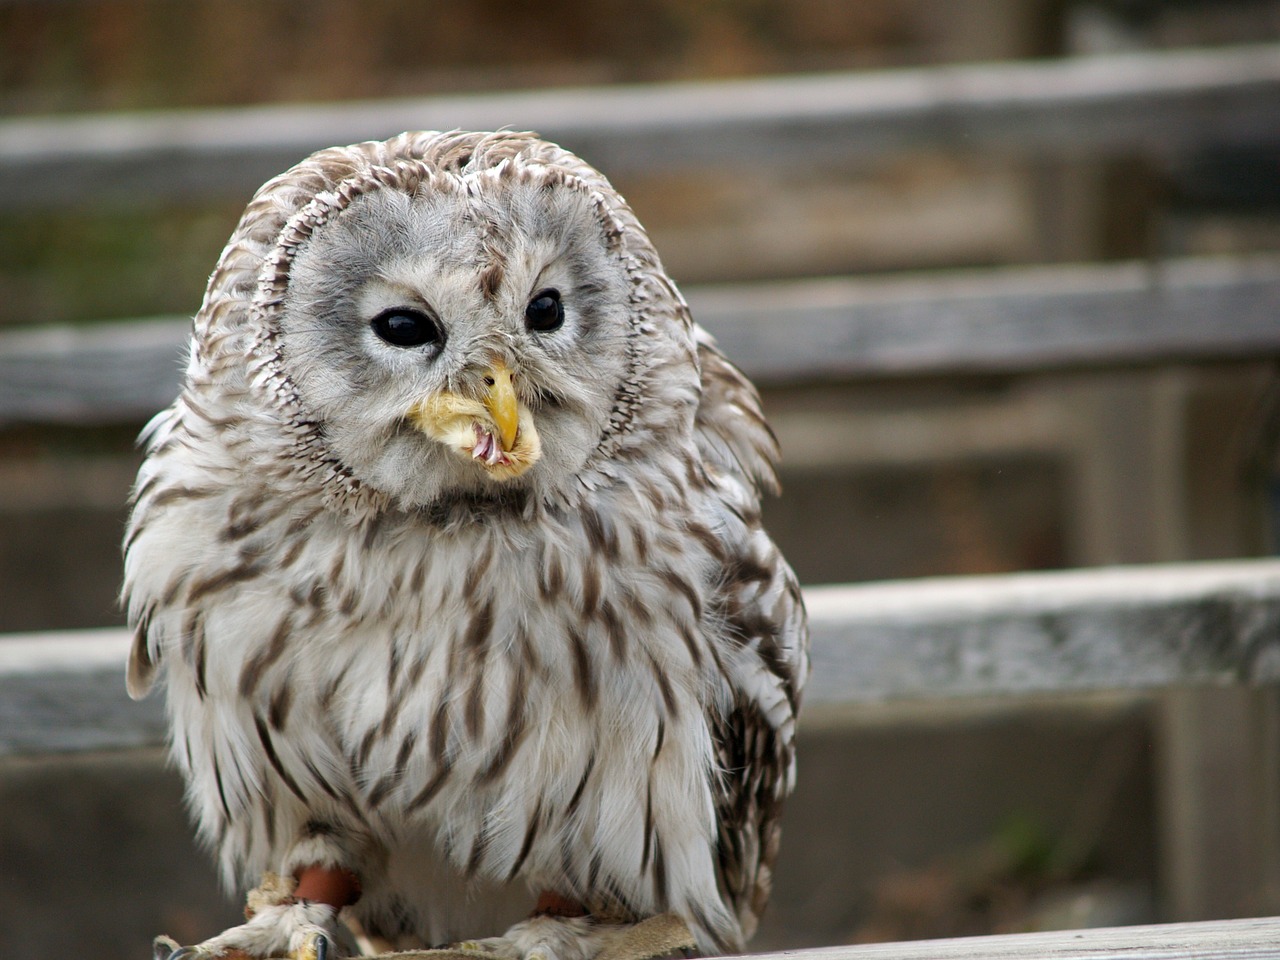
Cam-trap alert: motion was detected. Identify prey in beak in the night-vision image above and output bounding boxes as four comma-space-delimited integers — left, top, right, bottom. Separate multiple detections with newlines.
406, 360, 541, 481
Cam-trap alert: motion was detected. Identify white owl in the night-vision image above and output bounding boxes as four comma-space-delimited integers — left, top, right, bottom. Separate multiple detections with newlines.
123, 131, 808, 960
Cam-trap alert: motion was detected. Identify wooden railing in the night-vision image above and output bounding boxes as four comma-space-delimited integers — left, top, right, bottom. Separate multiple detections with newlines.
2, 44, 1278, 209
5, 558, 1279, 757
752, 915, 1280, 959
2, 44, 1278, 426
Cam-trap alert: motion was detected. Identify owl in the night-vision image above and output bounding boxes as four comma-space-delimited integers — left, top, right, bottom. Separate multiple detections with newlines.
123, 131, 808, 960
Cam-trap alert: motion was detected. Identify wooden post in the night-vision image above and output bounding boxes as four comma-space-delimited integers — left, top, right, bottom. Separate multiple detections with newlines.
1157, 685, 1280, 920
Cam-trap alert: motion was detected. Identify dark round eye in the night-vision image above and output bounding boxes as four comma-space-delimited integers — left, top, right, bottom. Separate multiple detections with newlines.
371, 308, 443, 348
525, 289, 564, 332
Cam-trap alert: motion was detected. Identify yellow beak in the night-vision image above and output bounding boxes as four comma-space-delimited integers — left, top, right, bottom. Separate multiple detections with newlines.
484, 361, 519, 452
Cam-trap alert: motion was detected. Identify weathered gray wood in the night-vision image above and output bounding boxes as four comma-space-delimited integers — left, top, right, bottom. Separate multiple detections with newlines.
689, 254, 1280, 385
746, 914, 1280, 959
803, 558, 1280, 706
0, 629, 164, 754
0, 315, 189, 426
2, 44, 1278, 209
1, 254, 1277, 425
4, 559, 1280, 756
1156, 687, 1280, 922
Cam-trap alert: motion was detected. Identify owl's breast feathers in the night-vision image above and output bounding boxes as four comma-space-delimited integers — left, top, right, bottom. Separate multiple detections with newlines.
124, 418, 804, 947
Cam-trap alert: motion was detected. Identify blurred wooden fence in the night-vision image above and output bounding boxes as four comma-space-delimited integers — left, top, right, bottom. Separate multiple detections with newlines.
1, 43, 1278, 209
3, 41, 1280, 960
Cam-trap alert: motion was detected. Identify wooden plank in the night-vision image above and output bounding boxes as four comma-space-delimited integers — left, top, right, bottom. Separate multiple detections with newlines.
0, 629, 164, 754
2, 44, 1278, 209
804, 558, 1280, 707
1156, 687, 1280, 922
745, 915, 1280, 959
1, 254, 1277, 426
0, 315, 189, 426
689, 254, 1280, 385
3, 559, 1280, 756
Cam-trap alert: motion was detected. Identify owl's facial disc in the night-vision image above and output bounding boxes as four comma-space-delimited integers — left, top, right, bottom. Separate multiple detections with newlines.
406, 360, 542, 482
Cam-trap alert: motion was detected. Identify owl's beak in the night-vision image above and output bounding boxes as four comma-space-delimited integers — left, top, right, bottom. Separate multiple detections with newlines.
405, 359, 541, 480
484, 361, 520, 453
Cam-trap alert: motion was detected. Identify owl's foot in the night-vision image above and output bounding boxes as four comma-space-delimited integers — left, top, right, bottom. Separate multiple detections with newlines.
456, 913, 696, 960
150, 873, 359, 960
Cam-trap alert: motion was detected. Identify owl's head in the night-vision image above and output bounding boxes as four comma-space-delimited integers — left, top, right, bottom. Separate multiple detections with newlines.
195, 132, 698, 514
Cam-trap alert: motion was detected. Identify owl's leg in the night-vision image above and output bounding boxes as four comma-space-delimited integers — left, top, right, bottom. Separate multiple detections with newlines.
457, 896, 695, 960
153, 868, 363, 960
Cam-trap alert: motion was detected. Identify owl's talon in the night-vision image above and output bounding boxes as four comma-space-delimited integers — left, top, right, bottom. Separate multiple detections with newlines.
469, 914, 698, 960
300, 932, 330, 960
150, 899, 351, 960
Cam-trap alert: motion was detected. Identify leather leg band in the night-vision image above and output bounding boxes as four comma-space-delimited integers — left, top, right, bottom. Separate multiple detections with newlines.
533, 890, 588, 918
293, 865, 362, 909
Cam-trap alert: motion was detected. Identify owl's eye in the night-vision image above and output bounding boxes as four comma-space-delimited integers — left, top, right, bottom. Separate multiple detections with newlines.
525, 289, 564, 332
371, 308, 443, 348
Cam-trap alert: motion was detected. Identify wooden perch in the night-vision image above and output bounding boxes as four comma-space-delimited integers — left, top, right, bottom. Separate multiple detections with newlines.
748, 915, 1280, 959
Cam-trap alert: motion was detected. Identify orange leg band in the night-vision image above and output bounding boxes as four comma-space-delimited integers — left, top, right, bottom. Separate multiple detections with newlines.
533, 890, 588, 918
293, 865, 363, 909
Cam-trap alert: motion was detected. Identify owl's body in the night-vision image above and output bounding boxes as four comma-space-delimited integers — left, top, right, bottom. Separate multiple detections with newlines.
124, 132, 807, 959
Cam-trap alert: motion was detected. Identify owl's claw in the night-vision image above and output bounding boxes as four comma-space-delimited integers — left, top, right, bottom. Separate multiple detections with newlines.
147, 935, 334, 960
149, 903, 347, 959
154, 946, 208, 960
301, 932, 331, 960
457, 915, 695, 960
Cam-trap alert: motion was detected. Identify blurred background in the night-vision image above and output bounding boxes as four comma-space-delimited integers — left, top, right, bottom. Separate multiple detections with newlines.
1, 1, 1279, 958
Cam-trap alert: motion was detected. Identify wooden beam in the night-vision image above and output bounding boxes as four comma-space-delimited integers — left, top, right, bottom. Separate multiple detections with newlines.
1, 255, 1277, 426
2, 44, 1278, 209
0, 628, 163, 755
746, 915, 1280, 959
4, 558, 1280, 756
804, 558, 1280, 706
1156, 687, 1280, 921
0, 315, 189, 426
689, 254, 1280, 385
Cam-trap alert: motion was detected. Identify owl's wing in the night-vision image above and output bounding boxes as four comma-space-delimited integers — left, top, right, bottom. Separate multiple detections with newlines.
708, 533, 807, 940
692, 327, 808, 938
124, 401, 188, 699
692, 326, 781, 497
